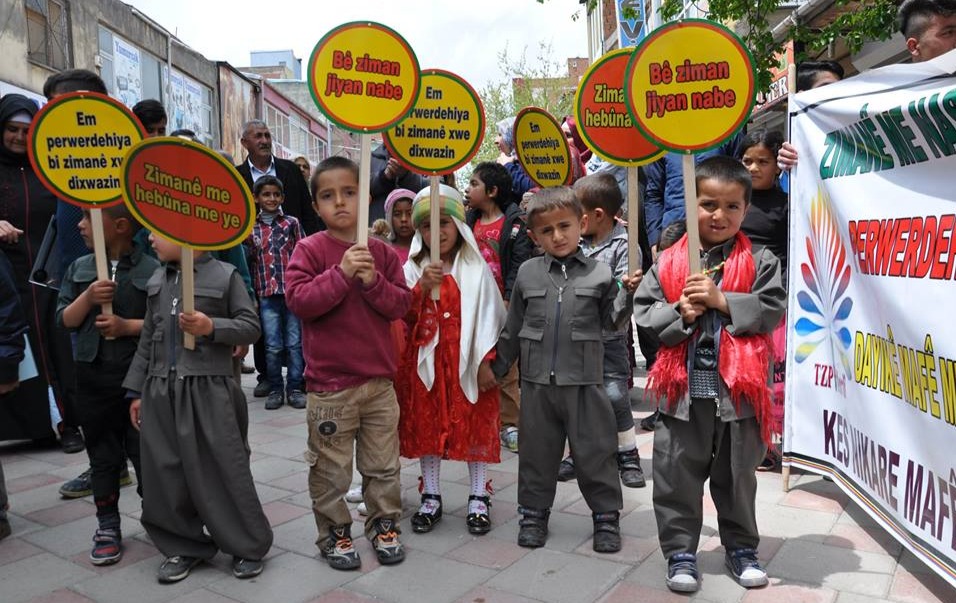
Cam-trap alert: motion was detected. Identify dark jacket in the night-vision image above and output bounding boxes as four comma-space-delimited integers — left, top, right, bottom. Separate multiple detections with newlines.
236, 156, 322, 235
369, 144, 427, 224
0, 250, 27, 384
465, 202, 531, 302
492, 249, 630, 385
56, 247, 160, 364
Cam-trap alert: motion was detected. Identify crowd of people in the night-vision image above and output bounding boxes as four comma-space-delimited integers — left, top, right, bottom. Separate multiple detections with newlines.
1, 0, 954, 594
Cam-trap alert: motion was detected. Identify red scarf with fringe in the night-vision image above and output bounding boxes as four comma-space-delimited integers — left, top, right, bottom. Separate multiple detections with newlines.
647, 233, 776, 446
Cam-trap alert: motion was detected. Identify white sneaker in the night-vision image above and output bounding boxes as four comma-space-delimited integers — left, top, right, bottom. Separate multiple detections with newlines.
345, 486, 363, 503
357, 502, 368, 516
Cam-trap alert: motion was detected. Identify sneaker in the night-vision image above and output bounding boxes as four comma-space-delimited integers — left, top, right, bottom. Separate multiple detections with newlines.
725, 547, 768, 588
60, 426, 85, 454
157, 555, 202, 583
265, 390, 284, 410
666, 552, 701, 592
370, 518, 405, 565
640, 410, 660, 431
345, 485, 364, 503
320, 525, 361, 570
617, 449, 647, 488
0, 516, 11, 541
757, 450, 779, 472
517, 506, 549, 548
556, 456, 576, 481
287, 390, 307, 409
232, 556, 263, 579
240, 362, 256, 374
592, 511, 621, 553
253, 380, 271, 398
60, 466, 134, 499
357, 502, 368, 516
500, 426, 519, 453
90, 528, 122, 566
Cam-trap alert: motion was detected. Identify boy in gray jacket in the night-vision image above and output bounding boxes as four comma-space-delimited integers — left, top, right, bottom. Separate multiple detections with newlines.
635, 156, 786, 593
492, 187, 637, 553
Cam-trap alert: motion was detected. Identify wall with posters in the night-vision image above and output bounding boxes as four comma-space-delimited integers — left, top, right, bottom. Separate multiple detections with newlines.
218, 64, 260, 164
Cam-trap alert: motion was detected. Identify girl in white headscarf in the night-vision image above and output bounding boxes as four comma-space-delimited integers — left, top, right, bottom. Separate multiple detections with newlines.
395, 184, 506, 536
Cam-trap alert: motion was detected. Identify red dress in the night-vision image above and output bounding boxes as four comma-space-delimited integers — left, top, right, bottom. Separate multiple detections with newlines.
396, 276, 501, 462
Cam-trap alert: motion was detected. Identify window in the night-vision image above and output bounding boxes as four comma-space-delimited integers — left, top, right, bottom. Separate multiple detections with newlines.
26, 0, 72, 70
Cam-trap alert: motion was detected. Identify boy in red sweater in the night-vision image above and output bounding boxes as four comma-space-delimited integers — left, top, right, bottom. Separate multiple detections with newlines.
285, 156, 411, 571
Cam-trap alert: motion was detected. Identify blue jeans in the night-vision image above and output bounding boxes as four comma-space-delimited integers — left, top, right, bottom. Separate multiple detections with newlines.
260, 295, 304, 393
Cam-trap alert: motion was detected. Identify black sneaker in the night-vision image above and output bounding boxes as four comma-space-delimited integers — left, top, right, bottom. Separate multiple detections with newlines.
592, 511, 621, 553
370, 518, 405, 565
287, 390, 307, 409
265, 390, 284, 410
556, 456, 576, 482
640, 410, 660, 431
232, 556, 263, 579
666, 552, 700, 592
157, 555, 202, 583
0, 516, 11, 541
90, 528, 122, 566
617, 449, 646, 488
517, 506, 549, 548
60, 466, 133, 499
253, 380, 271, 398
320, 524, 361, 570
725, 547, 768, 588
60, 427, 85, 454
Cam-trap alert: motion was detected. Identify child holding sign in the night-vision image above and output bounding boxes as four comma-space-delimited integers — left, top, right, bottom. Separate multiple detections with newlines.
285, 156, 411, 570
56, 205, 159, 566
396, 185, 506, 535
125, 236, 271, 584
634, 156, 786, 593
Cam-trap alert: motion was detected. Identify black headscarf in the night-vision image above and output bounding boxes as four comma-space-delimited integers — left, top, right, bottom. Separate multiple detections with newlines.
0, 94, 39, 165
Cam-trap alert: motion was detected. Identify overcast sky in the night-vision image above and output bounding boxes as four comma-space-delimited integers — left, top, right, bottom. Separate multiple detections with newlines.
123, 0, 589, 89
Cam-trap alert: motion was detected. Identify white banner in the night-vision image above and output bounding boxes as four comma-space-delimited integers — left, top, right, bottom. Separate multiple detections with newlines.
786, 50, 956, 587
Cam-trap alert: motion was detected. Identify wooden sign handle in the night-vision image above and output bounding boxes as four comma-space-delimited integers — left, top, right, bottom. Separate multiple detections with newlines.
681, 154, 701, 274
357, 134, 372, 246
429, 175, 441, 301
89, 208, 116, 341
626, 166, 641, 277
181, 247, 195, 350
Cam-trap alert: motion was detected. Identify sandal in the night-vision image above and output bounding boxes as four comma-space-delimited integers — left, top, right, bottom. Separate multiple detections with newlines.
410, 493, 442, 533
466, 495, 491, 535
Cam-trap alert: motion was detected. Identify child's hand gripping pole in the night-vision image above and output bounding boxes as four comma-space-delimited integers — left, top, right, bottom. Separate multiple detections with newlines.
90, 208, 115, 339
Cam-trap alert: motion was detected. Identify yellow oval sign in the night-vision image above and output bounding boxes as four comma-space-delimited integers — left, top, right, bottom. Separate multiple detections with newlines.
513, 107, 572, 188
28, 92, 144, 208
384, 69, 485, 175
308, 21, 421, 133
625, 19, 755, 152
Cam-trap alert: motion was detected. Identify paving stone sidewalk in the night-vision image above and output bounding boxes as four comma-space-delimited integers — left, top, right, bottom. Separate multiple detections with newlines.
1, 371, 954, 603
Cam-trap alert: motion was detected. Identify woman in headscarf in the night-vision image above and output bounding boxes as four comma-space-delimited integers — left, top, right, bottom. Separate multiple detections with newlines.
0, 93, 76, 446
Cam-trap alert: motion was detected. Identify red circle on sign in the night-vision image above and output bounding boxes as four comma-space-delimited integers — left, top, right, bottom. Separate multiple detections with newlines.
121, 138, 254, 250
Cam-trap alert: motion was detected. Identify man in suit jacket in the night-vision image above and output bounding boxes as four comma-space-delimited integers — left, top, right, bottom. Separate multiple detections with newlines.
235, 119, 321, 235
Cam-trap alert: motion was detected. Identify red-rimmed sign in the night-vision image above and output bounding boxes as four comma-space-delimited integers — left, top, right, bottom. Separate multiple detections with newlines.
384, 69, 485, 175
574, 48, 663, 166
121, 138, 254, 250
307, 21, 421, 133
625, 19, 755, 153
28, 92, 144, 208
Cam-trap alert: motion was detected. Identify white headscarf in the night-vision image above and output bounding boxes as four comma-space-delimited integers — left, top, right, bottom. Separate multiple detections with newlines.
404, 188, 506, 403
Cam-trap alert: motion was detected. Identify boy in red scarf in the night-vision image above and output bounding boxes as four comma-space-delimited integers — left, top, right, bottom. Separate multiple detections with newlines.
634, 156, 786, 593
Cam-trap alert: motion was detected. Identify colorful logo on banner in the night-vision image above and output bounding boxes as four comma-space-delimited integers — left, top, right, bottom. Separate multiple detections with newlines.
307, 21, 420, 133
384, 69, 485, 174
121, 138, 254, 250
513, 107, 572, 188
794, 189, 854, 381
28, 92, 145, 208
574, 48, 663, 166
625, 19, 755, 152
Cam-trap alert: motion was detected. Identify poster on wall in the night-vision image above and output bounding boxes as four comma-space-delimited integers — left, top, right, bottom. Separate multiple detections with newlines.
113, 36, 141, 108
218, 66, 257, 163
786, 51, 956, 588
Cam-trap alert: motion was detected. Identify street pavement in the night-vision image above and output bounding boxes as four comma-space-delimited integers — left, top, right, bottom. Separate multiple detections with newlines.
1, 369, 954, 603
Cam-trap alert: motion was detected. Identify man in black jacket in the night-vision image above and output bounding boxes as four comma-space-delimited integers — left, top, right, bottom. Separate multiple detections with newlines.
235, 120, 322, 396
235, 120, 321, 235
